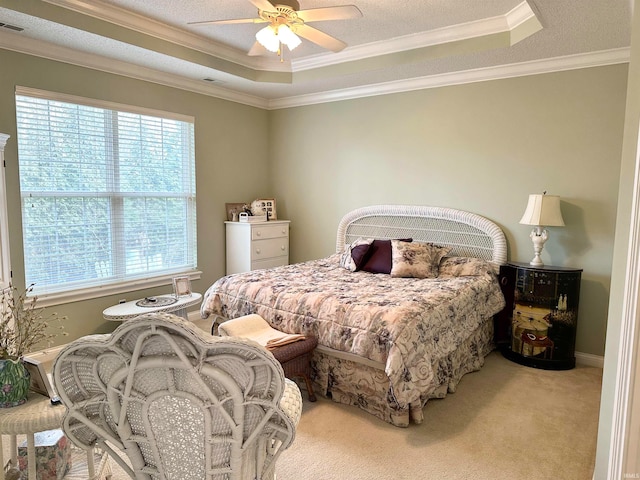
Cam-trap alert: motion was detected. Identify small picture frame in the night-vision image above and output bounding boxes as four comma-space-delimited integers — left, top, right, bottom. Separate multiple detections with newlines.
225, 203, 247, 222
254, 198, 277, 220
173, 275, 192, 297
22, 356, 57, 398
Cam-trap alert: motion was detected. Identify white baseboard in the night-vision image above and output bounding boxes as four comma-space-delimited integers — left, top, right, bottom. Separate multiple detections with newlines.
576, 351, 604, 368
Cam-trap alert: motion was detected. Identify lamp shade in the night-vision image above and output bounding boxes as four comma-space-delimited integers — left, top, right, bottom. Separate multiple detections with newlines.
519, 194, 565, 227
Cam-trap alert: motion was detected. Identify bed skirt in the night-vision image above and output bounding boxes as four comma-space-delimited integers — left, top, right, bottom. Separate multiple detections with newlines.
310, 318, 495, 427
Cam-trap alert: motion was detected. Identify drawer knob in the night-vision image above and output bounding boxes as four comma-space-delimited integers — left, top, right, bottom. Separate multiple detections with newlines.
281, 246, 285, 251
281, 229, 286, 234
256, 231, 262, 237
256, 249, 261, 254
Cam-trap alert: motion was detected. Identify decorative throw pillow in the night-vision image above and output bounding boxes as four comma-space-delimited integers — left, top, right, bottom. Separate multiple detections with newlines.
361, 238, 412, 274
438, 256, 495, 277
390, 241, 452, 278
339, 238, 374, 272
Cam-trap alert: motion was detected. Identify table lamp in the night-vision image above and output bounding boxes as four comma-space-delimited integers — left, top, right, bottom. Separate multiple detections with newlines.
519, 192, 565, 267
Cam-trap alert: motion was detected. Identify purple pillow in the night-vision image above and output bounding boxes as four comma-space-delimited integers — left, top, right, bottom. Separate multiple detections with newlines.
351, 244, 372, 271
361, 238, 412, 274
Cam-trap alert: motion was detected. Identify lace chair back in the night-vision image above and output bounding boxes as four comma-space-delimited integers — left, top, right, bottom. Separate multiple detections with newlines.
53, 312, 302, 480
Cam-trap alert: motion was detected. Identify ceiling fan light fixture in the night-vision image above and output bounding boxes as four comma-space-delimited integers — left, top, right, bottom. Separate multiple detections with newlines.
256, 25, 280, 52
277, 24, 301, 51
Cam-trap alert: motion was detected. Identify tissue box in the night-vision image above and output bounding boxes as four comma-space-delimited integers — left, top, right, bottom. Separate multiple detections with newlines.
18, 429, 72, 480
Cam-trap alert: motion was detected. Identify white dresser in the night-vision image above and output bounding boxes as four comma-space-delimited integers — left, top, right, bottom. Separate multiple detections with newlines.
225, 220, 290, 274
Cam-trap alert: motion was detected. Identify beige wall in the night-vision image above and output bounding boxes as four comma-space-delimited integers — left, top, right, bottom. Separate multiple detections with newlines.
0, 49, 269, 342
269, 65, 628, 357
0, 48, 628, 359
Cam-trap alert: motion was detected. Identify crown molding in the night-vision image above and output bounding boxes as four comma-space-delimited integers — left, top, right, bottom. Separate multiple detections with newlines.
268, 47, 631, 109
506, 0, 537, 29
43, 0, 537, 77
0, 30, 269, 109
42, 0, 268, 69
0, 27, 629, 111
293, 1, 536, 72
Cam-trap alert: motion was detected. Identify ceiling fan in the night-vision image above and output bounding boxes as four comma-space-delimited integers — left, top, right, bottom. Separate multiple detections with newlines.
189, 0, 362, 58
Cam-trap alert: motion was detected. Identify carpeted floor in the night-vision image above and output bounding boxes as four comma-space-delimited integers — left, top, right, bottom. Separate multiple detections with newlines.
276, 351, 602, 480
3, 351, 602, 479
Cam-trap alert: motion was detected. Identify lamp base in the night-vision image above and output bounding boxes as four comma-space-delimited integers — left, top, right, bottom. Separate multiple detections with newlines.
529, 257, 544, 267
529, 227, 548, 268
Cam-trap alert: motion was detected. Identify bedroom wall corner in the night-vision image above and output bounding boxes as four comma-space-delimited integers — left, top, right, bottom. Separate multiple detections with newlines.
267, 65, 627, 359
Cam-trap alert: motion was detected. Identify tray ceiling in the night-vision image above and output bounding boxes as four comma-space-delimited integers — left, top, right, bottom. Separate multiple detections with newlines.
0, 0, 632, 108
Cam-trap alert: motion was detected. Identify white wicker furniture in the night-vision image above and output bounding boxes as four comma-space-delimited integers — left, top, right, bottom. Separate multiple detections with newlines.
52, 312, 302, 480
335, 204, 507, 266
0, 395, 65, 480
0, 394, 108, 480
102, 293, 202, 321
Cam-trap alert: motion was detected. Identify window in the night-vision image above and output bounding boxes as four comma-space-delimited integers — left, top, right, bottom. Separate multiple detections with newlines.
15, 87, 197, 300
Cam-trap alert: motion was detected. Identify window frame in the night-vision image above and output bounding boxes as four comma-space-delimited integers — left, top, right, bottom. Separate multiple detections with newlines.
14, 87, 200, 307
0, 133, 11, 292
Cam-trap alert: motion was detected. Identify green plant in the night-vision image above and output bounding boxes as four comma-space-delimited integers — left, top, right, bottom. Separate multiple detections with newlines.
0, 284, 67, 360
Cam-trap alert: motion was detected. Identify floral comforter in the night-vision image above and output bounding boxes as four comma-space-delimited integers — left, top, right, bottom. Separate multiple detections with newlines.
200, 254, 505, 408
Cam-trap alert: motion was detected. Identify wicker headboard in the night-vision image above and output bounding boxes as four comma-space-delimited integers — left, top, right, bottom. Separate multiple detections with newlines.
336, 205, 507, 266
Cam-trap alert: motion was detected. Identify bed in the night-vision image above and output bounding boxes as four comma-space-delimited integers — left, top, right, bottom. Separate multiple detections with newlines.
201, 205, 508, 427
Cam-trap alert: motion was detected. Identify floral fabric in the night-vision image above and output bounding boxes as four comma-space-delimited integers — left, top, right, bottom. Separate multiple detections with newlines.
389, 240, 451, 278
18, 430, 71, 480
201, 254, 505, 419
438, 256, 497, 277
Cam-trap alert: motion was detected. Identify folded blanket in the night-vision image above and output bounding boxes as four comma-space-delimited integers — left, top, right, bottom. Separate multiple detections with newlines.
218, 314, 305, 350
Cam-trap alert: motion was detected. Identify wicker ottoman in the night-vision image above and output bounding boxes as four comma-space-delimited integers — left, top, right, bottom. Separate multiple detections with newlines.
270, 336, 318, 402
217, 314, 318, 402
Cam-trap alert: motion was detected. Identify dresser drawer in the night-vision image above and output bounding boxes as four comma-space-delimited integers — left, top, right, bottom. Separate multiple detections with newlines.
251, 256, 288, 270
251, 223, 289, 241
253, 238, 288, 259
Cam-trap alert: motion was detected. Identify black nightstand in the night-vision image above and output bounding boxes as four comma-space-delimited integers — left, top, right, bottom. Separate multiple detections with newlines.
497, 262, 582, 370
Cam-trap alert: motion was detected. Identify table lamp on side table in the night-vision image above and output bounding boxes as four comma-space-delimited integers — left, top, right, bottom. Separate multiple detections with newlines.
519, 192, 565, 267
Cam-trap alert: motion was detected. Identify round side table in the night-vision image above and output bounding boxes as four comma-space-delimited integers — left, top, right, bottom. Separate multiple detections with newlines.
102, 293, 202, 322
0, 393, 101, 480
0, 394, 63, 480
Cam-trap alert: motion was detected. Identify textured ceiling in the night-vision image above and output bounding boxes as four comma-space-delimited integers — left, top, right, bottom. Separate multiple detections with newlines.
0, 0, 632, 108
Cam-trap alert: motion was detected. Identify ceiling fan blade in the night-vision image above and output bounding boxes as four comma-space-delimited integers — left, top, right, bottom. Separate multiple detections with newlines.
295, 24, 347, 52
248, 0, 277, 12
297, 5, 363, 23
248, 41, 269, 56
188, 18, 266, 26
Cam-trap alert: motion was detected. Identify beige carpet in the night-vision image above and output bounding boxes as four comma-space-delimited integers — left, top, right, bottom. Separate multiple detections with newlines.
3, 351, 602, 479
277, 351, 602, 480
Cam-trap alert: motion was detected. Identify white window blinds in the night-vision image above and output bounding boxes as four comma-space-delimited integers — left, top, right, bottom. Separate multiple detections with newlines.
15, 88, 197, 296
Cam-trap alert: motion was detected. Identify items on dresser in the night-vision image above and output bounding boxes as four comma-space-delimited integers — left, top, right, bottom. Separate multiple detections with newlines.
225, 220, 290, 274
498, 262, 582, 370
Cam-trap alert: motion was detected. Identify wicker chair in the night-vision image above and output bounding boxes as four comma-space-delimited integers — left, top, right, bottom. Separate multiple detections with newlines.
52, 312, 303, 480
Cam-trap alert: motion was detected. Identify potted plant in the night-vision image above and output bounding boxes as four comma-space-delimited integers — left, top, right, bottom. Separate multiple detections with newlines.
0, 284, 66, 408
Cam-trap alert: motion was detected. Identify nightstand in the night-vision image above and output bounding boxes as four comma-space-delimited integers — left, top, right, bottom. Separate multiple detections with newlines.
225, 220, 290, 274
498, 262, 582, 370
